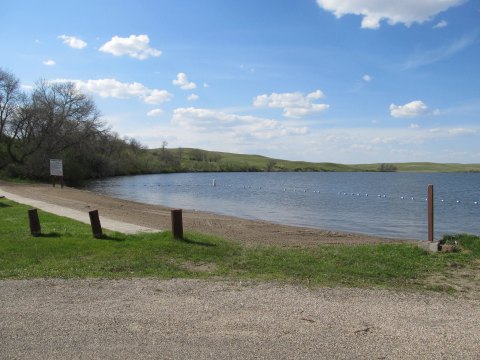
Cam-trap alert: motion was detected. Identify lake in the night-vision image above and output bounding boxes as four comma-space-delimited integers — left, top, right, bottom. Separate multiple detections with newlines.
84, 172, 480, 240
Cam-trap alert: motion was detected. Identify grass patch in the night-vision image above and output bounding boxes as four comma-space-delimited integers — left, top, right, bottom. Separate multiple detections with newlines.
1, 199, 479, 291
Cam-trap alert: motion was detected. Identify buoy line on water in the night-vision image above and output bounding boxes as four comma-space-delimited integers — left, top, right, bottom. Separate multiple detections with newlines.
151, 181, 480, 208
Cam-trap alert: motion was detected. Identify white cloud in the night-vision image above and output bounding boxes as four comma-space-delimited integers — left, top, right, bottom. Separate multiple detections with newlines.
172, 107, 308, 140
316, 0, 466, 29
172, 73, 196, 90
99, 34, 161, 60
253, 90, 329, 118
403, 34, 476, 69
203, 83, 209, 88
187, 93, 199, 101
362, 74, 372, 82
283, 104, 330, 118
409, 123, 420, 129
144, 89, 173, 104
57, 78, 173, 104
433, 20, 448, 29
390, 100, 429, 118
448, 128, 477, 136
43, 59, 56, 66
58, 35, 87, 49
147, 109, 164, 117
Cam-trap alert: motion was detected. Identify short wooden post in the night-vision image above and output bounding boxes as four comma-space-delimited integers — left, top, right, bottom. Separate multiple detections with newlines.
52, 176, 64, 188
28, 209, 41, 236
89, 210, 103, 238
171, 209, 184, 239
428, 184, 434, 242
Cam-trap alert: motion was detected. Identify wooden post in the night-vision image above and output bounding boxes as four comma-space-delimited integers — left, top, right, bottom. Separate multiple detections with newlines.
28, 209, 41, 237
52, 176, 64, 188
89, 210, 103, 238
171, 209, 184, 239
428, 184, 434, 242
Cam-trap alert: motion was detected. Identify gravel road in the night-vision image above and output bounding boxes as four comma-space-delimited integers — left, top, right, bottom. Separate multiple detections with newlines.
1, 278, 479, 359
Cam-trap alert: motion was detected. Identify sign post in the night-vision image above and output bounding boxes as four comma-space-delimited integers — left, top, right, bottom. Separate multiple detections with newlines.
49, 159, 64, 188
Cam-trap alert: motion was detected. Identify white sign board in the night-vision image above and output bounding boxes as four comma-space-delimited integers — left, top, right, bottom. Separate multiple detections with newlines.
49, 159, 63, 176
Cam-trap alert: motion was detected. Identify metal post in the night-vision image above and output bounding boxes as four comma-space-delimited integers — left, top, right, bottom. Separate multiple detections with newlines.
171, 209, 184, 239
428, 184, 434, 242
28, 209, 41, 236
89, 210, 103, 238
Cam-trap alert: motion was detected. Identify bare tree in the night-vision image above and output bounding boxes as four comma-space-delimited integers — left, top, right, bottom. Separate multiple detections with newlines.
6, 80, 105, 166
0, 69, 22, 168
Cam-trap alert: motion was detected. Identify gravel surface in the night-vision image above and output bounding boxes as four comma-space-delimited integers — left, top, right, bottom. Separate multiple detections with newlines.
1, 278, 479, 359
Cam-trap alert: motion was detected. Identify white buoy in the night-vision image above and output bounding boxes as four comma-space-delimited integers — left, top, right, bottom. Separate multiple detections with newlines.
212, 179, 216, 187
474, 201, 478, 205
441, 199, 444, 202
456, 200, 460, 203
400, 196, 404, 200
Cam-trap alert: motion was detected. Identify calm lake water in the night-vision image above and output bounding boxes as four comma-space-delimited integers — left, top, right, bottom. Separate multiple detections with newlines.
84, 172, 480, 240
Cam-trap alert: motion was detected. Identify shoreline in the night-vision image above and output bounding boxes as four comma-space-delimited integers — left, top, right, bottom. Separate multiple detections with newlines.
0, 181, 414, 247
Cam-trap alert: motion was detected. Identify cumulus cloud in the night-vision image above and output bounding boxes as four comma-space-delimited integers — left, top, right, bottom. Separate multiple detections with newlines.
172, 73, 196, 90
147, 109, 164, 117
390, 100, 429, 118
187, 93, 199, 101
144, 89, 173, 104
433, 20, 448, 29
99, 34, 161, 60
57, 78, 173, 104
58, 35, 87, 49
253, 90, 329, 118
315, 0, 466, 29
172, 107, 308, 139
43, 59, 56, 66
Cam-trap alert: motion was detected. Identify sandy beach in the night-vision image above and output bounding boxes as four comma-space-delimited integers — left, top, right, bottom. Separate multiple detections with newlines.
0, 181, 411, 247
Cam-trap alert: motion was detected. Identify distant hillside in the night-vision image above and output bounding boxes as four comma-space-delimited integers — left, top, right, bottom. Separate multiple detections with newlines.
146, 148, 480, 173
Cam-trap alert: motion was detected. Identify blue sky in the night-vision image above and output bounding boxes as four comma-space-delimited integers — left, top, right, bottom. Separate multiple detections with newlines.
2, 0, 479, 163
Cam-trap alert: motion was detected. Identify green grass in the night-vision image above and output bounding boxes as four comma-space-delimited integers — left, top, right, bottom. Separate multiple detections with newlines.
1, 199, 479, 291
164, 148, 480, 173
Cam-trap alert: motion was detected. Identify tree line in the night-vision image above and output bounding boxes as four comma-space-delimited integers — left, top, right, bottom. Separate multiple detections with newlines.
0, 69, 178, 184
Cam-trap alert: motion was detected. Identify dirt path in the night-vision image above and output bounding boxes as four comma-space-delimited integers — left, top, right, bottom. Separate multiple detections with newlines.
0, 182, 411, 247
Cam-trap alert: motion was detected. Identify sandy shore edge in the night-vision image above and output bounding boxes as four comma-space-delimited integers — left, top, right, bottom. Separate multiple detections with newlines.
0, 181, 415, 247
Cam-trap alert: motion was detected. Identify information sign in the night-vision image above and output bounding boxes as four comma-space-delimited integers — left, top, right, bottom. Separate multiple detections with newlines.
49, 159, 63, 177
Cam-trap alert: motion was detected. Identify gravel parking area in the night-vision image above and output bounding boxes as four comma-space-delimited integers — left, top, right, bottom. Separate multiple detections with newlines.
1, 278, 479, 359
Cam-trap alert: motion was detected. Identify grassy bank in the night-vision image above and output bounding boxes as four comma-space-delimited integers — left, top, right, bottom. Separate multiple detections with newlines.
1, 199, 479, 291
155, 148, 480, 173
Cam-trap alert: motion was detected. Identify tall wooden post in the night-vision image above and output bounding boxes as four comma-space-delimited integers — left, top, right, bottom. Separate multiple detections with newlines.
28, 209, 41, 237
428, 184, 434, 242
171, 209, 184, 239
89, 210, 103, 238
